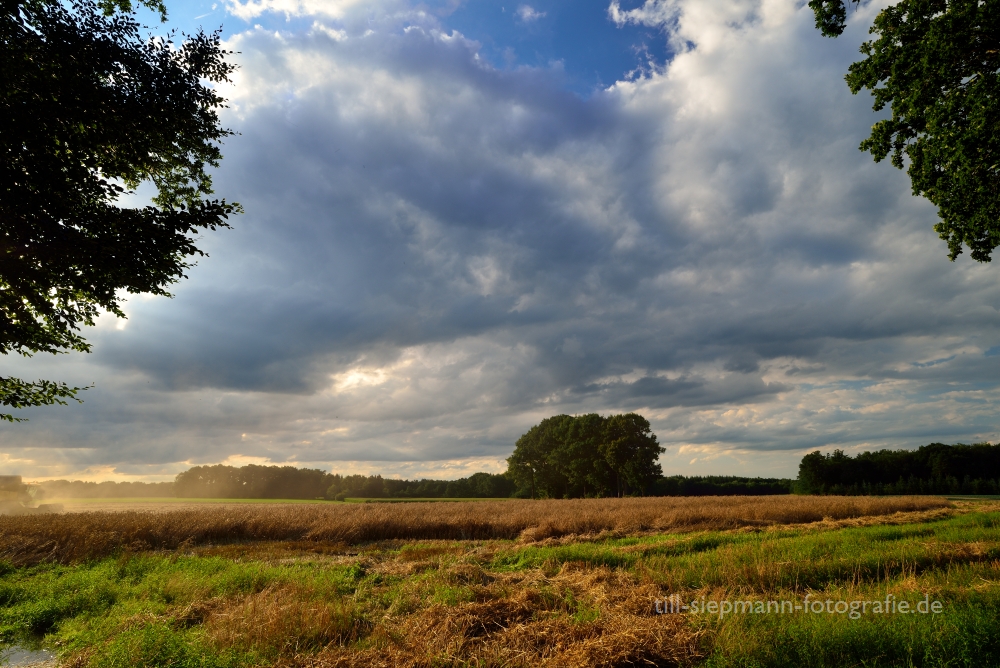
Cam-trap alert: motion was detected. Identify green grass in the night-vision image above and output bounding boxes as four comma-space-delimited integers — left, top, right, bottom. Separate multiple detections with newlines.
0, 554, 371, 666
1, 506, 998, 667
683, 514, 1000, 666
700, 595, 1000, 668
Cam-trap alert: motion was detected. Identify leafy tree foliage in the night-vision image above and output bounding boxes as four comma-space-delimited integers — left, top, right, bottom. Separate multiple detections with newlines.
1, 0, 239, 420
602, 413, 665, 497
506, 415, 575, 499
506, 413, 664, 498
797, 442, 1000, 494
810, 0, 1000, 261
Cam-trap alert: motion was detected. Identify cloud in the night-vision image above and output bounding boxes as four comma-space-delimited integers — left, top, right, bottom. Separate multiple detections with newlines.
608, 0, 679, 29
224, 0, 400, 21
6, 0, 1000, 482
515, 5, 546, 22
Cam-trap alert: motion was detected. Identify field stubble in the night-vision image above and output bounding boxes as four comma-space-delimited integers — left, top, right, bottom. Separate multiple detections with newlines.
0, 495, 950, 566
4, 495, 995, 668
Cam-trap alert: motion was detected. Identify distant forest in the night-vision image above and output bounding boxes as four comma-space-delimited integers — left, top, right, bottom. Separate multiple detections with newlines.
172, 465, 519, 500
36, 464, 793, 500
36, 441, 996, 501
797, 442, 1000, 495
175, 465, 333, 499
653, 476, 793, 496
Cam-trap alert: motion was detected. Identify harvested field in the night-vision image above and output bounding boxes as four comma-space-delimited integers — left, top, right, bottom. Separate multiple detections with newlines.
3, 496, 999, 668
44, 498, 509, 513
276, 566, 702, 668
2, 501, 999, 668
0, 495, 949, 566
49, 498, 337, 512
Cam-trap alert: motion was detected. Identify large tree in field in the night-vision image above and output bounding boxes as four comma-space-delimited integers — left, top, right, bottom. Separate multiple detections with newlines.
810, 0, 1000, 261
1, 0, 239, 421
561, 413, 615, 497
600, 413, 663, 497
506, 415, 574, 499
506, 412, 664, 498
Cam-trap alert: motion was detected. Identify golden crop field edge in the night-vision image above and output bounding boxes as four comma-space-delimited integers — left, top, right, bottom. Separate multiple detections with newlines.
0, 495, 950, 566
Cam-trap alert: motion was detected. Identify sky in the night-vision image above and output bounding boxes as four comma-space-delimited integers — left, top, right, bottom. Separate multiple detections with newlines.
7, 0, 1000, 483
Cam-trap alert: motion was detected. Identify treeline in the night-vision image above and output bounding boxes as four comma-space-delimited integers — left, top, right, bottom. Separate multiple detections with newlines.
797, 442, 1000, 495
175, 465, 332, 499
174, 464, 516, 500
36, 480, 174, 499
324, 472, 515, 500
653, 476, 793, 496
33, 469, 793, 501
34, 441, 1000, 501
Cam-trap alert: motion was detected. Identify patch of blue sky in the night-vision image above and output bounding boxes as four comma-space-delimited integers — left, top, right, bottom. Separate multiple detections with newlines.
832, 379, 878, 391
426, 0, 673, 94
944, 394, 996, 405
889, 426, 994, 441
927, 384, 997, 397
911, 355, 957, 368
985, 346, 1000, 357
133, 0, 314, 41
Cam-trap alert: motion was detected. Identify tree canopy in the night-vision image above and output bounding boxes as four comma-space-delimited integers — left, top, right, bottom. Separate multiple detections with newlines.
797, 441, 1000, 494
1, 0, 239, 420
810, 0, 1000, 261
506, 413, 664, 498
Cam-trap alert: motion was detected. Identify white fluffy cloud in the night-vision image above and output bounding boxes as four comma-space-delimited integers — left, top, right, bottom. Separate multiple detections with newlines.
516, 5, 546, 22
6, 0, 1000, 482
224, 0, 399, 21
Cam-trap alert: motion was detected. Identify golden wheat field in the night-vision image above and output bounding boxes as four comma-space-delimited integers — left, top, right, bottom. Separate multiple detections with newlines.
5, 495, 1000, 668
0, 495, 948, 566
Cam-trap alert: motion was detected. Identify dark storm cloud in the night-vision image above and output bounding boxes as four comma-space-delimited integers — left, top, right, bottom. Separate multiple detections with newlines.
5, 0, 1000, 481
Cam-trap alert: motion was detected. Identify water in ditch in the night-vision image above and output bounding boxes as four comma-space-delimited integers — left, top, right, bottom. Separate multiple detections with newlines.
0, 645, 56, 667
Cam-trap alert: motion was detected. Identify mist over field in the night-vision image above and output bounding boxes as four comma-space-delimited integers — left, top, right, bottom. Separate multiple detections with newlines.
5, 0, 1000, 482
